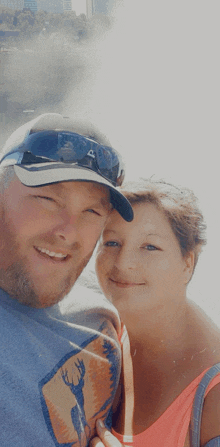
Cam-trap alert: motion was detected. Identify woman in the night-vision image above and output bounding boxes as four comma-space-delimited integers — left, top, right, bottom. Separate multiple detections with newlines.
91, 180, 220, 447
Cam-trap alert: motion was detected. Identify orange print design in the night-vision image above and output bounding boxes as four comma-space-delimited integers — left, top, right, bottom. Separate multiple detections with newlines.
40, 323, 120, 447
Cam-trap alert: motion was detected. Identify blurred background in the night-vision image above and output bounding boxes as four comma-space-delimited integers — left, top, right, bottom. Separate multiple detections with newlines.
0, 0, 219, 325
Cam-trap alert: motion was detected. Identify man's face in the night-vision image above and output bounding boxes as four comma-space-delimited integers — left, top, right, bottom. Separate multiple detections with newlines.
0, 176, 111, 308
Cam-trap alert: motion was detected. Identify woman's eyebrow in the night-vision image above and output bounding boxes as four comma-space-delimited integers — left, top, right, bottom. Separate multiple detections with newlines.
103, 228, 118, 235
143, 232, 159, 237
140, 232, 164, 239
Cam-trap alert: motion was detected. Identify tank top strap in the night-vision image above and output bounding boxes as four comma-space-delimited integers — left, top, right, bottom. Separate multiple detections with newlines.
190, 363, 220, 447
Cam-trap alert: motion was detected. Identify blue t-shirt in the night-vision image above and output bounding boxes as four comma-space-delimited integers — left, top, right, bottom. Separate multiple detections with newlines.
0, 285, 121, 447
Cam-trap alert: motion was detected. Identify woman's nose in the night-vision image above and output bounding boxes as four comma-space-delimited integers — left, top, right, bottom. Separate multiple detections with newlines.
115, 246, 137, 271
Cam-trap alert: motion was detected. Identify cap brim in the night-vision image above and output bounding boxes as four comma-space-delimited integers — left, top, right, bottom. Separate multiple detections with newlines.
14, 163, 133, 222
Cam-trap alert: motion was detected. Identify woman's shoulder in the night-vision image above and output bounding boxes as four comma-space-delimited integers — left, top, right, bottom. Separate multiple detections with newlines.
186, 301, 220, 444
187, 301, 220, 363
201, 382, 220, 444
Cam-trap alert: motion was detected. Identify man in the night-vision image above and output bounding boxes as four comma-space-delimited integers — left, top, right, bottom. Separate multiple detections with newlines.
0, 113, 133, 447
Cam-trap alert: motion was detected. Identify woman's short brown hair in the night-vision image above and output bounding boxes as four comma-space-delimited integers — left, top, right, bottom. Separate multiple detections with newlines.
120, 179, 207, 270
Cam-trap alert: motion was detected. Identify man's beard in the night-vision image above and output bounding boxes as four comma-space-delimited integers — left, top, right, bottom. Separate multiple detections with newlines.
0, 204, 94, 308
0, 252, 92, 308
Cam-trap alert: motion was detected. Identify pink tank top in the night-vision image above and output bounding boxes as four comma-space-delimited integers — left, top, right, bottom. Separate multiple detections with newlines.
114, 328, 220, 447
112, 369, 220, 447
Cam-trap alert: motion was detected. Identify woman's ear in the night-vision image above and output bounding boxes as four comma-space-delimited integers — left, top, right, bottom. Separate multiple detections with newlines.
183, 251, 195, 284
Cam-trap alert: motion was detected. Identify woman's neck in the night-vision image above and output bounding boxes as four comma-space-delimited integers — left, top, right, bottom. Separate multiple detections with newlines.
121, 296, 191, 364
122, 297, 220, 375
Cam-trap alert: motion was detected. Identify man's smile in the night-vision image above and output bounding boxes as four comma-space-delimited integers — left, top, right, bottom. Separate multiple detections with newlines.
34, 246, 69, 261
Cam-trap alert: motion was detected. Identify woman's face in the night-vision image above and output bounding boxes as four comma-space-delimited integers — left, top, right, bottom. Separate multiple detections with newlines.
96, 203, 194, 317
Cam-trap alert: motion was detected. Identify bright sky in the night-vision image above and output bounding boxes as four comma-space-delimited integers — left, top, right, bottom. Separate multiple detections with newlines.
71, 0, 86, 15
62, 1, 220, 327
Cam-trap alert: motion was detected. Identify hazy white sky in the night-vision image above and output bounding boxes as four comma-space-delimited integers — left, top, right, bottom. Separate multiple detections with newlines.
63, 1, 220, 327
72, 0, 86, 15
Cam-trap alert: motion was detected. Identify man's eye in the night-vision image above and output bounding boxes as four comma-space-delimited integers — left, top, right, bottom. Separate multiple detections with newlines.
37, 196, 54, 201
86, 209, 101, 216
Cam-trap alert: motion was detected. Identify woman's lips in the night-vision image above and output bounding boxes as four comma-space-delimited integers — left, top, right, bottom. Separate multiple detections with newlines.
109, 278, 144, 288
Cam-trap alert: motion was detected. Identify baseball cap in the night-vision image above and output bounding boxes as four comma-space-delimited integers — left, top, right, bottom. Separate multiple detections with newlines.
0, 113, 133, 222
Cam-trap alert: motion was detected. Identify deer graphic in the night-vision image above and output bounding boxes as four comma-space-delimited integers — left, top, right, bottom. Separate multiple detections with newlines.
61, 359, 91, 446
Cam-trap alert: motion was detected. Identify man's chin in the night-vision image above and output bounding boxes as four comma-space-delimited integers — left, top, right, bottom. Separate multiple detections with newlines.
0, 251, 92, 308
7, 280, 74, 308
0, 265, 77, 308
31, 285, 73, 308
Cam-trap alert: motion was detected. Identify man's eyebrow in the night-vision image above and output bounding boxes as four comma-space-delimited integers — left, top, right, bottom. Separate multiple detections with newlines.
42, 183, 65, 196
40, 184, 112, 210
96, 198, 113, 211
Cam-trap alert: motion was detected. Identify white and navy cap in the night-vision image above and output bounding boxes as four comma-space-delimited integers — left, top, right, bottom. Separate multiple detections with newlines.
0, 113, 133, 222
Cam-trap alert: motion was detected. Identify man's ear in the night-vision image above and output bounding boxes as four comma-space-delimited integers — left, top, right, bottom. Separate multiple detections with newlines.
183, 251, 195, 284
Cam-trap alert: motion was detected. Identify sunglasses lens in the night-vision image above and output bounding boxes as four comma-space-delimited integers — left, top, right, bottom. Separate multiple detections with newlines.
27, 133, 58, 159
96, 146, 118, 169
95, 146, 124, 186
57, 133, 89, 161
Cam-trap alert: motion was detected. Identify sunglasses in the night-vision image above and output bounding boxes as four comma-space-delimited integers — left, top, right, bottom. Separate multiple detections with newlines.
1, 130, 125, 187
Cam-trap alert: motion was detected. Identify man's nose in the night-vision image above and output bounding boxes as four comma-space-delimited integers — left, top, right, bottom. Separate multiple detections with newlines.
53, 212, 79, 244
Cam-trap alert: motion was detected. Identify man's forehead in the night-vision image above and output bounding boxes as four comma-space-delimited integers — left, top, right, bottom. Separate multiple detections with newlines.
36, 181, 111, 203
39, 182, 112, 212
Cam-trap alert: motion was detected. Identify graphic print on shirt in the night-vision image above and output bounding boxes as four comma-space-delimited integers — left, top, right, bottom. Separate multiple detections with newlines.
39, 321, 120, 447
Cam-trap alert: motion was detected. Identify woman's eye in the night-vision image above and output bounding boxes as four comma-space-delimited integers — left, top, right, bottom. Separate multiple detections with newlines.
104, 241, 119, 247
144, 244, 158, 251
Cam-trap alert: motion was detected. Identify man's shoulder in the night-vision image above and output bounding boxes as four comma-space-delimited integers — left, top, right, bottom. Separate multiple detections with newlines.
58, 284, 121, 334
0, 285, 122, 446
